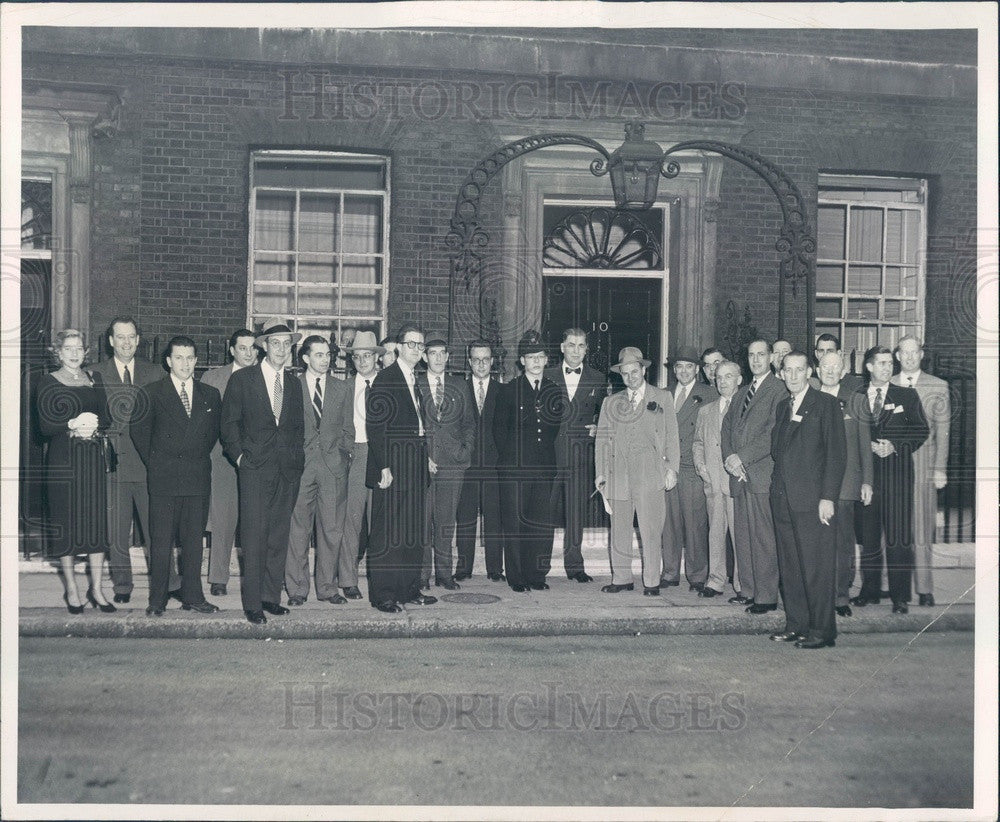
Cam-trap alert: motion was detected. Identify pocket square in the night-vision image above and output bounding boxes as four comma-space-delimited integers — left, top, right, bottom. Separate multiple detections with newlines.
883, 403, 896, 410
892, 405, 904, 414
791, 413, 804, 422
843, 414, 852, 420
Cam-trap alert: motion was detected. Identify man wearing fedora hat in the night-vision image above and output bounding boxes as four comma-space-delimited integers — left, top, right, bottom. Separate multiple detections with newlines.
660, 346, 715, 592
341, 330, 384, 577
221, 318, 305, 624
595, 347, 680, 594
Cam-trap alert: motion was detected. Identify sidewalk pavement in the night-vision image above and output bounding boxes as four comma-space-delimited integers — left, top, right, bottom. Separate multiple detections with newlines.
17, 534, 977, 640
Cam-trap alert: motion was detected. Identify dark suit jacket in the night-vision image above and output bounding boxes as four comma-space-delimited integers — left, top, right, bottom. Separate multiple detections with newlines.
856, 382, 929, 486
493, 374, 561, 471
420, 372, 476, 469
466, 375, 500, 470
299, 372, 352, 476
92, 356, 163, 482
671, 381, 716, 470
365, 361, 429, 489
220, 364, 305, 478
130, 377, 221, 497
770, 387, 847, 512
544, 363, 605, 473
721, 371, 789, 494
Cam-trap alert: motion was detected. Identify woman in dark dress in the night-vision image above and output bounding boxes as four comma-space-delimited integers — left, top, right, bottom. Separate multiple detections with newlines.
37, 329, 116, 613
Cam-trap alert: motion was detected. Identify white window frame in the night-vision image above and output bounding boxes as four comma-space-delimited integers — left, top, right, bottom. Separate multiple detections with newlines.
247, 149, 390, 343
816, 174, 927, 355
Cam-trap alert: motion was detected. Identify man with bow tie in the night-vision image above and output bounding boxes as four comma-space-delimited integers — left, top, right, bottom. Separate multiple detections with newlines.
660, 347, 715, 593
891, 335, 950, 607
768, 351, 846, 648
852, 345, 929, 613
130, 336, 221, 616
595, 347, 679, 594
544, 328, 604, 583
420, 338, 476, 590
221, 319, 305, 624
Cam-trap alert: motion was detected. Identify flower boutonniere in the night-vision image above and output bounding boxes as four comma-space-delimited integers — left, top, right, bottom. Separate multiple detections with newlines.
646, 401, 662, 413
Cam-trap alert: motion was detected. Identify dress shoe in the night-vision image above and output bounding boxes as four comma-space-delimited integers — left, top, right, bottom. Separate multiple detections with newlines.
918, 593, 935, 607
287, 596, 307, 606
529, 582, 550, 591
892, 601, 909, 614
835, 605, 853, 618
245, 609, 267, 624
63, 593, 85, 615
261, 601, 290, 616
453, 572, 471, 582
182, 600, 220, 614
435, 577, 461, 590
728, 595, 751, 605
689, 582, 705, 593
643, 587, 660, 596
601, 583, 634, 593
86, 590, 117, 613
698, 587, 723, 598
769, 631, 803, 642
210, 584, 227, 597
659, 579, 680, 587
405, 594, 438, 605
145, 605, 165, 617
849, 595, 877, 607
372, 601, 402, 613
488, 573, 506, 582
568, 571, 594, 583
342, 586, 363, 600
795, 637, 836, 649
113, 593, 131, 604
510, 584, 529, 593
322, 593, 348, 605
168, 590, 184, 604
746, 603, 777, 614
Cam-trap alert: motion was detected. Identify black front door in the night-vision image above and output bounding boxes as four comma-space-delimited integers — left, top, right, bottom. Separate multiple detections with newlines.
542, 276, 663, 387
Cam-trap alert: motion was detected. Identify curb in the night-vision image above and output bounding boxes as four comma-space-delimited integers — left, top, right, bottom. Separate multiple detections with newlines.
19, 605, 974, 640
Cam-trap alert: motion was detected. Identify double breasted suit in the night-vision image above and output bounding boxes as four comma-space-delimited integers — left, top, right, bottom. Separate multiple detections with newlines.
493, 374, 561, 589
131, 376, 221, 609
891, 370, 950, 595
420, 372, 476, 583
200, 363, 241, 587
596, 384, 680, 588
285, 372, 353, 600
456, 375, 504, 577
221, 364, 305, 612
544, 362, 605, 577
721, 371, 789, 605
365, 360, 430, 604
770, 387, 847, 642
693, 395, 740, 594
661, 380, 715, 586
855, 382, 929, 604
825, 384, 874, 607
92, 356, 178, 596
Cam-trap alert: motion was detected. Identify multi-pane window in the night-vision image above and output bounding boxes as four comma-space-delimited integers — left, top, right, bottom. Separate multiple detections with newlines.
816, 174, 926, 359
249, 151, 389, 345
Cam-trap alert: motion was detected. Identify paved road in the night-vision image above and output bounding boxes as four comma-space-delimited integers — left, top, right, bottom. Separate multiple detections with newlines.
17, 633, 973, 809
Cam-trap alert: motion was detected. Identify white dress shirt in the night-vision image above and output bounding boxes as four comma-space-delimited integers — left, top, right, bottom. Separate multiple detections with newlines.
562, 364, 582, 401
397, 359, 424, 436
260, 359, 285, 419
900, 370, 921, 388
169, 373, 194, 412
627, 381, 647, 408
353, 374, 372, 444
789, 386, 808, 417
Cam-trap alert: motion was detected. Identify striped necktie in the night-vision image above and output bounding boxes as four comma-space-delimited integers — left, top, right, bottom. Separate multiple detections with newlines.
741, 379, 758, 418
872, 386, 883, 417
273, 371, 283, 424
312, 377, 323, 427
179, 382, 191, 417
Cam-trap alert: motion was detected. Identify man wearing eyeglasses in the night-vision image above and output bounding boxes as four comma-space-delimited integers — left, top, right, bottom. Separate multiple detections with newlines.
365, 325, 435, 613
493, 331, 561, 593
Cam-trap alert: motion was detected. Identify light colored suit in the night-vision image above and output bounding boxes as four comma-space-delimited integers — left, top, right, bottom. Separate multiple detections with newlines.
694, 396, 739, 594
285, 372, 353, 599
200, 363, 241, 586
891, 370, 950, 594
721, 370, 789, 605
596, 384, 680, 588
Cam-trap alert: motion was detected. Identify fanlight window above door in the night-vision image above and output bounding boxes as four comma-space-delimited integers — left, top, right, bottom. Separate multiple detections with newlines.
543, 206, 663, 270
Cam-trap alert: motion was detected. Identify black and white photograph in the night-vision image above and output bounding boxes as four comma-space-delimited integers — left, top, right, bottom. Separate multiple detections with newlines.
1, 3, 997, 820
